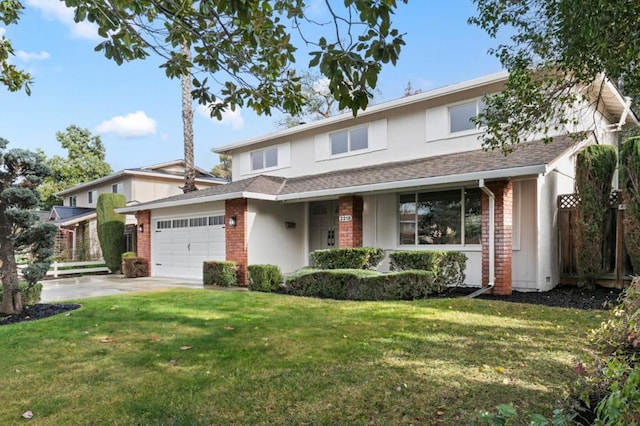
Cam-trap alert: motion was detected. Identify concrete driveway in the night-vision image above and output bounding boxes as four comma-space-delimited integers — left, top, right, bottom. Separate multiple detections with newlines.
40, 275, 205, 303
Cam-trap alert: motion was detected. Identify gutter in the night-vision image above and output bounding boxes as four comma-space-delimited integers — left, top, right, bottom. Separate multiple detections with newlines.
467, 178, 495, 298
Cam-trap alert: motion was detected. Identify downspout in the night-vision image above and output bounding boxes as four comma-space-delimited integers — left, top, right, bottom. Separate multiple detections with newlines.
467, 178, 495, 298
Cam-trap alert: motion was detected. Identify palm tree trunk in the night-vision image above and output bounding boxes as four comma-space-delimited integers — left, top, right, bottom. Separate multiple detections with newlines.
181, 43, 197, 193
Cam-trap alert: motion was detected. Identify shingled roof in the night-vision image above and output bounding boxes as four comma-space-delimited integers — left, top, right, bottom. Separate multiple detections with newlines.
118, 135, 584, 213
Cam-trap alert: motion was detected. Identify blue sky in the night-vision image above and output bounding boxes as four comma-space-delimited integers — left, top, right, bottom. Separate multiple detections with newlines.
2, 1, 504, 172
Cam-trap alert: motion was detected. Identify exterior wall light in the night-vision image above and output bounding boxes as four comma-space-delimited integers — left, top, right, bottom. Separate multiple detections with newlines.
138, 224, 144, 233
228, 215, 237, 228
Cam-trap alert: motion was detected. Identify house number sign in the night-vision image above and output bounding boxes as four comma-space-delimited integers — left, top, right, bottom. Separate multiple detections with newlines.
339, 215, 352, 222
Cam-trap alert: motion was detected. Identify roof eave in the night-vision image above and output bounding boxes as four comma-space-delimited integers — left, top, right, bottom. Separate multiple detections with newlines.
116, 191, 277, 213
277, 165, 546, 201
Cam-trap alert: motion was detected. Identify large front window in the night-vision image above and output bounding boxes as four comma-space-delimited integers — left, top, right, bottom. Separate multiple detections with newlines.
399, 188, 482, 245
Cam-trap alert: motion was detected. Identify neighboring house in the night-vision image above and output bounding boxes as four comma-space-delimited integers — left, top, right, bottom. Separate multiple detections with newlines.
118, 72, 638, 294
51, 160, 226, 260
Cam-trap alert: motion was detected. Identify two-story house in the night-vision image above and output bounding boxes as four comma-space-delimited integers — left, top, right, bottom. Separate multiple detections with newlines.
50, 160, 225, 260
118, 72, 637, 294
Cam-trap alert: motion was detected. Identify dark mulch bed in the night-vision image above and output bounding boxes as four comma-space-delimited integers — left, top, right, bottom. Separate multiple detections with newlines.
0, 285, 623, 327
0, 303, 81, 326
438, 284, 624, 310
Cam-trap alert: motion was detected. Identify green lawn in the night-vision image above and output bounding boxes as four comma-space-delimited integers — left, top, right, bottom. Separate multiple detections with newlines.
0, 289, 603, 425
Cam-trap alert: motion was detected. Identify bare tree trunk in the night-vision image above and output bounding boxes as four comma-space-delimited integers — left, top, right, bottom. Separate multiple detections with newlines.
181, 43, 198, 193
0, 213, 22, 315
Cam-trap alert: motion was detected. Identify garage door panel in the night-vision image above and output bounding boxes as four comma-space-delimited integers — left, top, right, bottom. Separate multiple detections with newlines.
152, 213, 226, 280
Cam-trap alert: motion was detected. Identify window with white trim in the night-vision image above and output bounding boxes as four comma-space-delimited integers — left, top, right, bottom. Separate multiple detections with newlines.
69, 195, 77, 207
112, 182, 124, 193
157, 220, 172, 229
330, 126, 368, 155
449, 100, 485, 133
209, 215, 225, 226
251, 147, 278, 171
399, 188, 482, 245
88, 190, 97, 204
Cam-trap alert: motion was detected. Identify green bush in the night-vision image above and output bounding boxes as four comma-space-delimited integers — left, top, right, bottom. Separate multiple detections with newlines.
389, 250, 467, 287
0, 282, 42, 306
620, 137, 640, 273
285, 268, 438, 301
574, 144, 617, 286
309, 247, 385, 270
121, 251, 137, 259
248, 264, 283, 292
96, 193, 126, 273
203, 261, 237, 287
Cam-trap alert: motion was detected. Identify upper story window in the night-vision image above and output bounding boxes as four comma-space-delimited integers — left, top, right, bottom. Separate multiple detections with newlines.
251, 147, 278, 171
399, 188, 482, 246
69, 195, 77, 207
88, 190, 97, 204
112, 182, 123, 194
449, 100, 485, 133
331, 126, 368, 155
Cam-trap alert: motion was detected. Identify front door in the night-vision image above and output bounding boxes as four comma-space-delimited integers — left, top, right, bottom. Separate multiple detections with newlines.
309, 201, 339, 253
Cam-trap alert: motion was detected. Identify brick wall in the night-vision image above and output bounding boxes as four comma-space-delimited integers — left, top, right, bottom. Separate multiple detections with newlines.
338, 195, 363, 248
225, 198, 248, 285
135, 210, 151, 277
481, 181, 513, 295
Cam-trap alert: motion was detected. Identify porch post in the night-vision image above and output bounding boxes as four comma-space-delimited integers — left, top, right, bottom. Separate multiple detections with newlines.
225, 198, 248, 285
338, 195, 363, 248
135, 210, 151, 277
482, 181, 513, 295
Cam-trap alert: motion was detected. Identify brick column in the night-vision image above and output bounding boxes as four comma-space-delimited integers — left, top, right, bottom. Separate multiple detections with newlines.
481, 181, 513, 295
338, 195, 363, 248
225, 198, 248, 286
135, 210, 151, 277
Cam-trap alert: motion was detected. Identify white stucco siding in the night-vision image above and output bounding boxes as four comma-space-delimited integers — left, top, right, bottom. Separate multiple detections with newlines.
362, 192, 482, 286
512, 180, 538, 290
247, 200, 307, 274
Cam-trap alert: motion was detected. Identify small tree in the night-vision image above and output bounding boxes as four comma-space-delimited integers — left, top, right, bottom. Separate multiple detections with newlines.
620, 137, 640, 273
211, 154, 232, 182
0, 138, 57, 314
96, 193, 126, 273
575, 144, 617, 286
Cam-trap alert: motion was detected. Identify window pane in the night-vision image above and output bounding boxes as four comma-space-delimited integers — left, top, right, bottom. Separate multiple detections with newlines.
251, 151, 263, 171
464, 188, 482, 244
449, 101, 477, 133
399, 194, 416, 245
265, 148, 278, 168
350, 127, 368, 151
331, 131, 349, 155
417, 190, 461, 244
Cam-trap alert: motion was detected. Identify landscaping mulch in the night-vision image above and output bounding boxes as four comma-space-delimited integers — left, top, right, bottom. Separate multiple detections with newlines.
0, 284, 623, 327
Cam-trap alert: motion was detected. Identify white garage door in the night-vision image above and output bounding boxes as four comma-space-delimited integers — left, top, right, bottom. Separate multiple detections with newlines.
152, 213, 226, 280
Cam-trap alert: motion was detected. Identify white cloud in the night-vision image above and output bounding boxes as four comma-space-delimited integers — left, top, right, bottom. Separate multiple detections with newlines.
95, 111, 157, 138
0, 28, 6, 38
197, 104, 245, 130
26, 0, 100, 40
15, 50, 50, 62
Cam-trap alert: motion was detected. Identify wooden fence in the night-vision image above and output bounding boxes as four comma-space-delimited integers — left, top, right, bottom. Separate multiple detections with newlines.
18, 260, 109, 278
558, 191, 630, 286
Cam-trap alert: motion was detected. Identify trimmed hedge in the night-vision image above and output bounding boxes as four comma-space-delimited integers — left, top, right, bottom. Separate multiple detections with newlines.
0, 282, 42, 306
309, 247, 385, 270
389, 250, 466, 287
96, 193, 126, 273
284, 268, 438, 300
248, 264, 283, 292
620, 137, 640, 274
203, 261, 237, 287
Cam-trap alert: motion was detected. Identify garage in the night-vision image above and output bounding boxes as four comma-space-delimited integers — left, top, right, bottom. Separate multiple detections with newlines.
151, 213, 226, 280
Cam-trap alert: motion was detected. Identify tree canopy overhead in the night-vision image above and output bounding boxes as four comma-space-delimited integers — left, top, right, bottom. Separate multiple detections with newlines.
470, 0, 640, 152
2, 0, 407, 117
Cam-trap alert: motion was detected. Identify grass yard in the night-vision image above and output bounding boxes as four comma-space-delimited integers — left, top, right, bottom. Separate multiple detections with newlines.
0, 289, 603, 425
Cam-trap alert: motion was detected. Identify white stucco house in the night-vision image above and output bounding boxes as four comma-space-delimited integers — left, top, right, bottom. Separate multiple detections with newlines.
50, 160, 225, 260
118, 72, 637, 294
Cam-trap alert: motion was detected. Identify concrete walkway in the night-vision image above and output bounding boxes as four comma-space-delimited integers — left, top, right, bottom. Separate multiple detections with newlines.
40, 275, 205, 303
